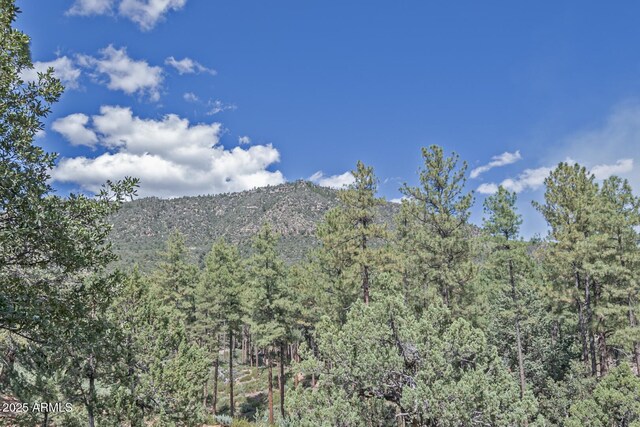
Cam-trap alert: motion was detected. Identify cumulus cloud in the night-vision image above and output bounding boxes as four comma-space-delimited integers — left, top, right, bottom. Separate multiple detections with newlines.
20, 56, 82, 89
52, 114, 98, 147
77, 45, 163, 100
51, 106, 284, 197
591, 158, 634, 180
165, 56, 216, 75
309, 171, 355, 189
476, 183, 499, 194
67, 0, 114, 15
470, 150, 522, 179
67, 0, 186, 31
119, 0, 187, 31
238, 136, 251, 145
476, 166, 552, 194
477, 159, 634, 195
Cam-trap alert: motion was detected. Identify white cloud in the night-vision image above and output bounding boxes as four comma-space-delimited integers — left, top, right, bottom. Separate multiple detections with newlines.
51, 106, 284, 197
309, 171, 355, 189
238, 136, 251, 145
591, 158, 634, 180
52, 113, 98, 147
207, 99, 237, 115
389, 196, 407, 204
476, 183, 499, 195
119, 0, 187, 31
470, 150, 522, 179
183, 92, 199, 102
68, 0, 186, 31
67, 0, 114, 15
476, 158, 633, 195
35, 129, 46, 139
21, 56, 82, 89
477, 166, 552, 195
78, 45, 163, 100
165, 56, 216, 75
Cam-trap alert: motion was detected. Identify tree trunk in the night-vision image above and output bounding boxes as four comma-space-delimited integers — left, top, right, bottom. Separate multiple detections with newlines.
509, 259, 527, 402
229, 330, 235, 417
203, 379, 208, 411
293, 342, 300, 388
255, 344, 260, 368
628, 295, 640, 376
361, 233, 370, 305
599, 333, 608, 376
280, 342, 286, 418
268, 350, 274, 425
576, 270, 588, 365
213, 353, 219, 415
87, 374, 96, 427
41, 410, 49, 427
585, 274, 597, 376
242, 328, 247, 365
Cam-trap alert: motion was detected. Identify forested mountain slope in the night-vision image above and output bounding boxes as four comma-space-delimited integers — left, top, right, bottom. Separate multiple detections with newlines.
109, 180, 399, 268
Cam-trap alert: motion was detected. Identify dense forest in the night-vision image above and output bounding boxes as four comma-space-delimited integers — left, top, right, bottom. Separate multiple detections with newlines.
2, 1, 640, 426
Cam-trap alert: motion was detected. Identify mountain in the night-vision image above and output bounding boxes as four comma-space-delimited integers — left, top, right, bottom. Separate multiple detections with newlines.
108, 180, 400, 269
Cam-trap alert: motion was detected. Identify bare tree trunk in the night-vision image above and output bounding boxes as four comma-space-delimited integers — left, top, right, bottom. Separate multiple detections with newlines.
599, 333, 608, 376
268, 350, 274, 425
293, 342, 299, 388
213, 353, 219, 415
576, 270, 588, 366
229, 330, 235, 417
280, 342, 286, 418
87, 374, 96, 427
255, 344, 259, 368
361, 232, 370, 305
41, 410, 49, 427
242, 328, 247, 365
585, 274, 597, 376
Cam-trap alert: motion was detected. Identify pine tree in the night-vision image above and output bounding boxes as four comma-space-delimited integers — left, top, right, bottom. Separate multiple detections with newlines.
399, 145, 475, 310
314, 161, 389, 322
482, 186, 528, 399
534, 162, 602, 375
152, 231, 199, 329
595, 176, 640, 374
248, 224, 291, 423
197, 239, 245, 416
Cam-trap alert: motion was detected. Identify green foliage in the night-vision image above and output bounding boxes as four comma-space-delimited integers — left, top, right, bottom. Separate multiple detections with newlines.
399, 145, 475, 310
248, 224, 291, 348
288, 292, 536, 426
566, 363, 640, 426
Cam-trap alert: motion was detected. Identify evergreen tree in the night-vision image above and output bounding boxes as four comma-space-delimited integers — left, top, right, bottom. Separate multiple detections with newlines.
399, 145, 475, 311
248, 224, 291, 423
152, 231, 199, 329
534, 163, 603, 376
110, 269, 209, 426
0, 0, 137, 388
197, 239, 245, 417
288, 292, 535, 426
314, 161, 389, 324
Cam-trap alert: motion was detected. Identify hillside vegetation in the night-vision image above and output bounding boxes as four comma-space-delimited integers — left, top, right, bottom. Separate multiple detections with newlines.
109, 180, 399, 268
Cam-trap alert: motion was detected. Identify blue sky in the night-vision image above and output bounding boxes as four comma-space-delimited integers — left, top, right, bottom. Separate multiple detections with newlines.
16, 0, 640, 236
